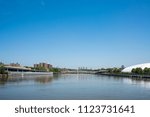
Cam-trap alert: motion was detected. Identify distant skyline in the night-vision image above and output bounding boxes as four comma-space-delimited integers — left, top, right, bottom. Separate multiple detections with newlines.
0, 0, 150, 68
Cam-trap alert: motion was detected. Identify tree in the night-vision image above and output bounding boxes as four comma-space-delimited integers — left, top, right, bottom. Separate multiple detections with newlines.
107, 68, 113, 73
131, 68, 136, 73
49, 68, 60, 73
131, 68, 143, 74
112, 68, 121, 73
0, 64, 6, 74
143, 67, 150, 74
136, 68, 143, 74
34, 66, 47, 71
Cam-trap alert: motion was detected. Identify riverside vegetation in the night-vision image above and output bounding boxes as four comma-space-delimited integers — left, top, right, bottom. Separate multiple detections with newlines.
131, 67, 150, 75
0, 63, 8, 78
32, 66, 61, 73
102, 67, 150, 75
98, 67, 150, 79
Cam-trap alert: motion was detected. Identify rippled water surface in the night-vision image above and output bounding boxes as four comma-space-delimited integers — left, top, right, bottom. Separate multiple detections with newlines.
0, 74, 150, 100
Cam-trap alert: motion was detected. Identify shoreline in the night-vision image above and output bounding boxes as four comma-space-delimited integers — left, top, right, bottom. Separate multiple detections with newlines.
97, 73, 150, 79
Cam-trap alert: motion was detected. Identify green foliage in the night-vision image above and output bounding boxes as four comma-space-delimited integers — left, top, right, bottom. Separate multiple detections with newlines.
106, 68, 121, 73
49, 68, 60, 73
34, 67, 47, 71
112, 68, 121, 73
131, 68, 136, 73
106, 68, 113, 73
0, 64, 7, 74
143, 67, 150, 74
131, 67, 143, 74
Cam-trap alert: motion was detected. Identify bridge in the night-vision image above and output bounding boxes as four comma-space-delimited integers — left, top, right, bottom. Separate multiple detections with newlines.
61, 69, 104, 74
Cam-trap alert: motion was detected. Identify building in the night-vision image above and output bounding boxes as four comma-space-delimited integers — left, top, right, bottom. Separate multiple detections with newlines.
34, 62, 52, 70
122, 63, 150, 73
10, 63, 20, 67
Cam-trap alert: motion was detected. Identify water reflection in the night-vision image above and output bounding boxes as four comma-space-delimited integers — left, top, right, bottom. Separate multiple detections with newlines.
1, 74, 150, 99
0, 77, 8, 85
123, 78, 150, 89
0, 75, 54, 85
1, 74, 150, 89
66, 74, 150, 89
35, 76, 53, 84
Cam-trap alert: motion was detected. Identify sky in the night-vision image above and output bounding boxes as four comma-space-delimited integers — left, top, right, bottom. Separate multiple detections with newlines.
0, 0, 150, 68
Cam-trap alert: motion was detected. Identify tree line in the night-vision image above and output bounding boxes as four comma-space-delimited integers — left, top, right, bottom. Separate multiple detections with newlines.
33, 66, 60, 73
101, 67, 150, 75
131, 67, 150, 74
0, 63, 7, 74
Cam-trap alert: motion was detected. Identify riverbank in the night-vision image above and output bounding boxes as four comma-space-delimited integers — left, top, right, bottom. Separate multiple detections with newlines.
97, 73, 150, 79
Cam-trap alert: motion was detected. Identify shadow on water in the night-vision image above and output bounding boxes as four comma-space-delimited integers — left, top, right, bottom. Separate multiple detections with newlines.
0, 77, 8, 85
0, 75, 57, 85
53, 74, 150, 89
34, 76, 53, 84
96, 74, 150, 89
1, 74, 150, 99
122, 77, 150, 89
1, 74, 150, 88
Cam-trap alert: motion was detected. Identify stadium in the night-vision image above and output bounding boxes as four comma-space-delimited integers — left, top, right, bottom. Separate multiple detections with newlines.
122, 63, 150, 73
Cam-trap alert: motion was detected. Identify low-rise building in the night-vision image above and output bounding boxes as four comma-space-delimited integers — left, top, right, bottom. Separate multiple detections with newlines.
10, 63, 20, 67
34, 62, 52, 71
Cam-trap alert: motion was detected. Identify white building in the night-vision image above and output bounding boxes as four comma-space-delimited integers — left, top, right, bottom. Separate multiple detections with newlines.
122, 63, 150, 73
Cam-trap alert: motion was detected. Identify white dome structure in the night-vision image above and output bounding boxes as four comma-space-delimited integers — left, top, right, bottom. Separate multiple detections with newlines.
122, 63, 150, 73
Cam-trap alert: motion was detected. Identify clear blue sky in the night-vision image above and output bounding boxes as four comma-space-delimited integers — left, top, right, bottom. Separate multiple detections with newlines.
0, 0, 150, 68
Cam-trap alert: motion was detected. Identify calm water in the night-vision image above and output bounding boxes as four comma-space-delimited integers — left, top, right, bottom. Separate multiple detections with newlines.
0, 74, 150, 100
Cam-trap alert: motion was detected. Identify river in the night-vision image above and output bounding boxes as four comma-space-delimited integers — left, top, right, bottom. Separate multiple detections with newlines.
0, 74, 150, 100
